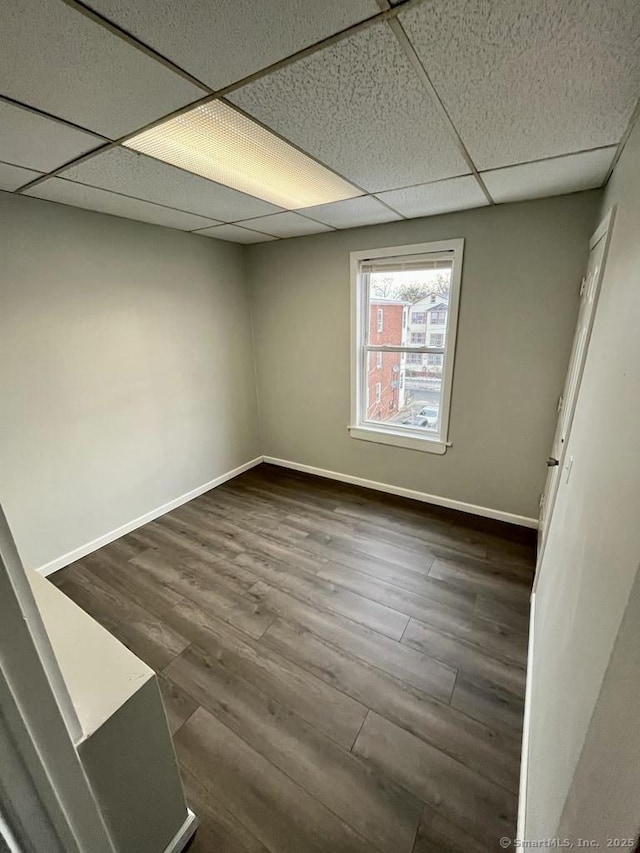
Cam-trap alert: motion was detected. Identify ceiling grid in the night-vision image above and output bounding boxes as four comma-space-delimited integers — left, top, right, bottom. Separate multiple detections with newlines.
1, 0, 638, 240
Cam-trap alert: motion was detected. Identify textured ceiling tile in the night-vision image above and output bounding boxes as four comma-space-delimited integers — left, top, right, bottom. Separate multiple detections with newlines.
0, 0, 204, 138
303, 196, 402, 229
229, 23, 469, 192
62, 147, 282, 221
0, 101, 104, 172
400, 0, 640, 169
194, 224, 277, 244
236, 212, 333, 238
375, 176, 489, 218
0, 163, 43, 192
482, 147, 616, 204
85, 0, 380, 90
24, 179, 220, 231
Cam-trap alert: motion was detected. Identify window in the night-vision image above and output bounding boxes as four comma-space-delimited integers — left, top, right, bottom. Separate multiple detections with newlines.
376, 351, 383, 369
349, 239, 463, 454
411, 311, 426, 324
377, 308, 383, 332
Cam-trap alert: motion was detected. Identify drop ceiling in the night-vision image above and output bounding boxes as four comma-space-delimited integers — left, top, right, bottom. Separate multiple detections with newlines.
2, 0, 639, 243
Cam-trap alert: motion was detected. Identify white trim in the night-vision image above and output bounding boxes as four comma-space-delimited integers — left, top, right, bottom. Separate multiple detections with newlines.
517, 592, 536, 842
350, 238, 464, 455
37, 457, 263, 576
263, 456, 537, 528
162, 809, 198, 853
348, 424, 447, 455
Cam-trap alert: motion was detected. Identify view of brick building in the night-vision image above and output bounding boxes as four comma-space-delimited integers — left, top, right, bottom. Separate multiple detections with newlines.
367, 298, 408, 422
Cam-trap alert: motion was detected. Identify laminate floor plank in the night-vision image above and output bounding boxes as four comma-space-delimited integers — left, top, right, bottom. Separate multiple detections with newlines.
129, 548, 276, 639
167, 645, 423, 853
352, 712, 517, 851
160, 599, 368, 750
54, 562, 189, 670
175, 707, 374, 853
237, 550, 410, 640
451, 673, 526, 736
49, 463, 532, 852
248, 581, 456, 699
262, 618, 520, 791
402, 618, 525, 697
156, 671, 199, 736
268, 526, 457, 601
412, 803, 494, 853
180, 768, 270, 853
316, 561, 476, 624
429, 558, 531, 611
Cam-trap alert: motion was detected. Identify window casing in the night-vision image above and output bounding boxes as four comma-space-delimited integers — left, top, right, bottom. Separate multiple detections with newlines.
349, 239, 464, 455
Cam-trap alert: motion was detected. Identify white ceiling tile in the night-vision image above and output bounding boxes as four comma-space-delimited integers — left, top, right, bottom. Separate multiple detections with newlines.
236, 212, 333, 238
229, 23, 469, 192
0, 100, 104, 173
482, 147, 616, 204
400, 0, 640, 169
194, 224, 277, 244
62, 147, 283, 221
303, 196, 402, 229
0, 0, 204, 138
375, 176, 489, 219
24, 179, 220, 231
84, 0, 380, 90
0, 163, 43, 192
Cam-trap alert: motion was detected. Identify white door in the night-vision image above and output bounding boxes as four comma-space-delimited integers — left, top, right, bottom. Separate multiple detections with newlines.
537, 210, 614, 561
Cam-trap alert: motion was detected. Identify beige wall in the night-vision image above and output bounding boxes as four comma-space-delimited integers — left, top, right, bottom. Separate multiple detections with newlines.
0, 192, 260, 571
247, 193, 600, 521
525, 118, 640, 839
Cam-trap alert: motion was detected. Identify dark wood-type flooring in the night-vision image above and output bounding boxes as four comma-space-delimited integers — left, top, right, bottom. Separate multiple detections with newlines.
50, 463, 534, 853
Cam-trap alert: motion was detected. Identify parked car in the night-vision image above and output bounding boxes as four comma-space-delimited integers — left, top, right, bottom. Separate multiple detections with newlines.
417, 406, 439, 427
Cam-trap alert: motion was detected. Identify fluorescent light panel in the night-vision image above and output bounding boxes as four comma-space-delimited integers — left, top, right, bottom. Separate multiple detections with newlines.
124, 101, 362, 210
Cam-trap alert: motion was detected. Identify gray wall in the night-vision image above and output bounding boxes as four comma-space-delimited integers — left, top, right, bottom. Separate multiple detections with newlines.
525, 118, 640, 838
0, 192, 260, 570
247, 193, 600, 521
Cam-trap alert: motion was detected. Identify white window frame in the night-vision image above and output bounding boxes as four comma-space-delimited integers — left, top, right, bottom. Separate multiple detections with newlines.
349, 238, 464, 455
376, 350, 383, 369
376, 307, 383, 332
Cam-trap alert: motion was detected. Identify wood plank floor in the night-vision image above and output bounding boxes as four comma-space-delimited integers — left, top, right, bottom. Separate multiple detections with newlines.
50, 463, 534, 853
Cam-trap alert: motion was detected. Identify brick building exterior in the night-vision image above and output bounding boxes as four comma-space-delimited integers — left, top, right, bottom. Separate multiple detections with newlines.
367, 298, 408, 422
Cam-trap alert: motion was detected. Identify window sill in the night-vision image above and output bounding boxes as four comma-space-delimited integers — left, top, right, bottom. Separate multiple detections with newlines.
348, 425, 449, 455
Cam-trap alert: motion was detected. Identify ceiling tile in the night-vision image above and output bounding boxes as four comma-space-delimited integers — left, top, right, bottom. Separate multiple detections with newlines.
0, 162, 43, 192
235, 212, 333, 238
482, 147, 616, 204
194, 224, 277, 244
375, 176, 489, 218
84, 0, 380, 90
400, 0, 640, 170
0, 0, 204, 138
0, 100, 104, 173
62, 147, 283, 221
24, 179, 220, 231
303, 196, 402, 229
229, 23, 469, 192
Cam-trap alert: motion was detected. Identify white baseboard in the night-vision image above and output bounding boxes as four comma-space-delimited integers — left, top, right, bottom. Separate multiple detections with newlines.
516, 592, 536, 842
163, 808, 198, 853
36, 457, 263, 576
262, 456, 538, 529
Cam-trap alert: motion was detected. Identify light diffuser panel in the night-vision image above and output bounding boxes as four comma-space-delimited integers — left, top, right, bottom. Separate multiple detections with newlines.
124, 101, 362, 210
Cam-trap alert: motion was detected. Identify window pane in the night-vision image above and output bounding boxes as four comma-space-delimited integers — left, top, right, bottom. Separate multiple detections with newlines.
365, 351, 442, 434
369, 267, 451, 348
